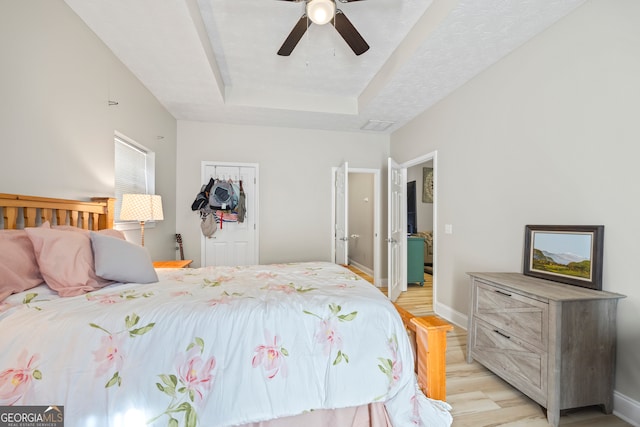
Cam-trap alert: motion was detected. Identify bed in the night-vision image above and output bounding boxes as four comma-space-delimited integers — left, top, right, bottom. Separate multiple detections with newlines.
0, 193, 453, 427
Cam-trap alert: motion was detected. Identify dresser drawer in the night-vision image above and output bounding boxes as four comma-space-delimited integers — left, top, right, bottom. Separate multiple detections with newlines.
473, 280, 548, 351
471, 318, 547, 405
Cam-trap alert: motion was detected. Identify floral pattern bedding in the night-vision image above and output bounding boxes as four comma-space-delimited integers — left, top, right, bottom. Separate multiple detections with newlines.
0, 262, 452, 427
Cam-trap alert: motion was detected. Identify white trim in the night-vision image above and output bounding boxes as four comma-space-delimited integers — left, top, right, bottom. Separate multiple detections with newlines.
399, 151, 439, 313
348, 259, 373, 277
614, 391, 640, 427
435, 302, 468, 331
331, 167, 337, 265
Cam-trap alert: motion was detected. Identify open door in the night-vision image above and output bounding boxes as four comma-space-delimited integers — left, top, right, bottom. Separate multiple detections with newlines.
335, 162, 349, 265
387, 158, 406, 302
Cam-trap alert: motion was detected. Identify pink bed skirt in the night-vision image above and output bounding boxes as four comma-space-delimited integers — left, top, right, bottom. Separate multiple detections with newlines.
239, 403, 392, 427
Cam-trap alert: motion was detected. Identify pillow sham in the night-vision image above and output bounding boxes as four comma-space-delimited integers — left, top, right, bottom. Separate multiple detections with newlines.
54, 224, 126, 240
25, 227, 113, 297
90, 232, 158, 284
0, 230, 44, 301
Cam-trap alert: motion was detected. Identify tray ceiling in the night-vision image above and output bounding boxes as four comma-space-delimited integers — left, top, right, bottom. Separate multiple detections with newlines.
64, 0, 586, 133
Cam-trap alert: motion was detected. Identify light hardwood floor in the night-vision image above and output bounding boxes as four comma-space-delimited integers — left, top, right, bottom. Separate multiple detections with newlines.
346, 266, 631, 427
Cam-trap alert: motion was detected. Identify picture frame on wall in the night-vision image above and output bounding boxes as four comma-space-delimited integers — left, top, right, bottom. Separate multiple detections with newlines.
523, 225, 604, 290
422, 167, 433, 203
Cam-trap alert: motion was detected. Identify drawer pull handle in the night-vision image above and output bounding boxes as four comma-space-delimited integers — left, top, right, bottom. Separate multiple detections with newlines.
495, 290, 512, 297
494, 330, 511, 340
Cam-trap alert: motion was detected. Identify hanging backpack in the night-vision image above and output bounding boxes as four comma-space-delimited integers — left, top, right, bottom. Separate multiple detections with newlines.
191, 178, 215, 211
209, 180, 239, 210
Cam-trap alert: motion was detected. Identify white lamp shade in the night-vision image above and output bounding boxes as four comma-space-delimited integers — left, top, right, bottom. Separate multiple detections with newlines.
120, 194, 164, 222
307, 0, 335, 25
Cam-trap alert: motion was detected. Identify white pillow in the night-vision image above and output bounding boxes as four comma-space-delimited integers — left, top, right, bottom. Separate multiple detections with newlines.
90, 232, 158, 284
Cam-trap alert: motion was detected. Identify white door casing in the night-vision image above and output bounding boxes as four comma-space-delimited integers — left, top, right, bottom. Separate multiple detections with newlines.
387, 157, 406, 302
335, 162, 349, 265
402, 151, 439, 316
331, 166, 381, 286
201, 162, 259, 267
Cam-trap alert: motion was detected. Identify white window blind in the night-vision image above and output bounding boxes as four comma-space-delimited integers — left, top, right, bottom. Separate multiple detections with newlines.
114, 135, 155, 224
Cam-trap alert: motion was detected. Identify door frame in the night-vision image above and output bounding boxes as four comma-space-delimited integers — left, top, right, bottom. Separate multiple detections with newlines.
398, 151, 437, 301
331, 167, 381, 287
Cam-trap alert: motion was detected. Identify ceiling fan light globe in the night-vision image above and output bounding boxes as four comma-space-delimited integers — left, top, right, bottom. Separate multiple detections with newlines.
307, 0, 335, 25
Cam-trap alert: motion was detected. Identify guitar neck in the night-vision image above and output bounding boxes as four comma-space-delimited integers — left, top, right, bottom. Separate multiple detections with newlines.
176, 234, 185, 261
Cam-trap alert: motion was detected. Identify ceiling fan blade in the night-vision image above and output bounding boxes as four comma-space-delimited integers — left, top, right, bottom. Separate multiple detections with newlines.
333, 10, 369, 55
278, 15, 311, 56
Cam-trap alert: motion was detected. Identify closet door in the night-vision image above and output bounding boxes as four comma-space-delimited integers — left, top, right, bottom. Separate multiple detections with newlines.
201, 162, 259, 266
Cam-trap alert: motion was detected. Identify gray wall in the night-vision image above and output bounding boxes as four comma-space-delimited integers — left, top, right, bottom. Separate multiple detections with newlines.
0, 1, 177, 261
391, 0, 640, 406
176, 121, 389, 267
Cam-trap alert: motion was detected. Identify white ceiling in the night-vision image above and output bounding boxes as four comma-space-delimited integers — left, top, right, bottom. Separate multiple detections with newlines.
64, 0, 586, 134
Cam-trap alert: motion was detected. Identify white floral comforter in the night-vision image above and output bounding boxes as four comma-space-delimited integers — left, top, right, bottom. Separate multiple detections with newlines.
0, 262, 452, 427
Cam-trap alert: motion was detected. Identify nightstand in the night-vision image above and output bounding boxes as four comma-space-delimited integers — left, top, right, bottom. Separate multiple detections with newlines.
153, 260, 193, 269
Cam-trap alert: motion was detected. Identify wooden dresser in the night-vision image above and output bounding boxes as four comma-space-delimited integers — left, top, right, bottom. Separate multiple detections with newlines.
466, 272, 625, 427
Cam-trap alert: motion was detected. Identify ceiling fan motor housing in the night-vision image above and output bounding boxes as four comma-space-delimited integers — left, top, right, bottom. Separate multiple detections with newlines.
307, 0, 335, 25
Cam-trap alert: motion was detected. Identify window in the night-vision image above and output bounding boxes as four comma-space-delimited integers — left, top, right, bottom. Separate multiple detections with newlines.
114, 134, 156, 228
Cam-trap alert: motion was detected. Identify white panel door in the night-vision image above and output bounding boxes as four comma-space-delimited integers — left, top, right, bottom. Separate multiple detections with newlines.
387, 157, 406, 302
335, 162, 349, 265
201, 162, 258, 266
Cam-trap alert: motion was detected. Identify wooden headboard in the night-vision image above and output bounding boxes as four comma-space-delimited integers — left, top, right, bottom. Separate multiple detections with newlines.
0, 193, 115, 230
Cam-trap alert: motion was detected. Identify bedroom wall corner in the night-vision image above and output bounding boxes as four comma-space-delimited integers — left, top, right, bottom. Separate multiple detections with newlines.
0, 0, 178, 261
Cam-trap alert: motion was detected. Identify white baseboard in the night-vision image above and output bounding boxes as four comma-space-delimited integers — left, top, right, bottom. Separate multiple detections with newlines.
434, 302, 640, 426
434, 301, 468, 330
614, 391, 640, 426
348, 260, 373, 277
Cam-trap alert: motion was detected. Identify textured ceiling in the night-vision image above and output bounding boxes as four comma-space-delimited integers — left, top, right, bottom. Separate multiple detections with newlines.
64, 0, 586, 134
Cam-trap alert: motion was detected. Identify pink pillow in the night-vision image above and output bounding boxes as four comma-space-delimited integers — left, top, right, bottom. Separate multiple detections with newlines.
25, 227, 113, 297
0, 230, 44, 301
53, 225, 126, 240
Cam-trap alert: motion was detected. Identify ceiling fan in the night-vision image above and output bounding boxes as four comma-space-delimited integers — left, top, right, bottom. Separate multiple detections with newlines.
277, 0, 369, 56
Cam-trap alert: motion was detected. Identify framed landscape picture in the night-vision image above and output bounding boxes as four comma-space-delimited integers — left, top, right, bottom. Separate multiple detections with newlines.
523, 225, 604, 290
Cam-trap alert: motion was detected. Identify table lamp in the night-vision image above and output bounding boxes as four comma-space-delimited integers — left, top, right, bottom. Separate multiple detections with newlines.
119, 194, 164, 246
